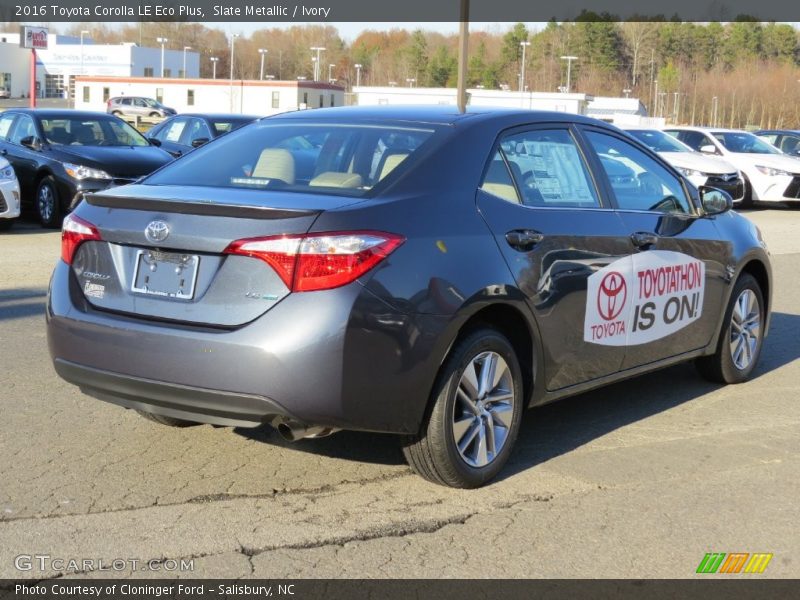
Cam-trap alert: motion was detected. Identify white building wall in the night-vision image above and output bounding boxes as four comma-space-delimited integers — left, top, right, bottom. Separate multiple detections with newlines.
353, 86, 591, 115
0, 45, 31, 97
74, 77, 344, 115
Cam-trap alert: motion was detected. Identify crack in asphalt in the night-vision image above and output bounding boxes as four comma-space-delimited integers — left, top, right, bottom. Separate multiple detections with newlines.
0, 471, 413, 524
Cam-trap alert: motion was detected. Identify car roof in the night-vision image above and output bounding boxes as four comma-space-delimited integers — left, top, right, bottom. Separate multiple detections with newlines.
754, 129, 800, 134
665, 126, 752, 134
2, 109, 121, 119
268, 104, 604, 127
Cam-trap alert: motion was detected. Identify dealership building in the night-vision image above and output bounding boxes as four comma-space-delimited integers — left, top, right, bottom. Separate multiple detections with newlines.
0, 32, 199, 99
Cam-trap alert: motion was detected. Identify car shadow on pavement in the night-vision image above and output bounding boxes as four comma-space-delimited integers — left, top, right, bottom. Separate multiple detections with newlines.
0, 288, 47, 321
235, 311, 800, 478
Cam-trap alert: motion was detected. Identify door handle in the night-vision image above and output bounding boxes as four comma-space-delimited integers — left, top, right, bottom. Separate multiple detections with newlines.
630, 231, 659, 249
505, 229, 544, 252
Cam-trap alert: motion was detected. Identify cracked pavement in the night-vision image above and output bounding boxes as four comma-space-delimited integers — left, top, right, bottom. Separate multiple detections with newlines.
0, 207, 798, 579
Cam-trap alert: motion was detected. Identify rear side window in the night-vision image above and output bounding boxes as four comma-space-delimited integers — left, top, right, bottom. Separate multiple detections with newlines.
145, 122, 438, 197
482, 128, 599, 208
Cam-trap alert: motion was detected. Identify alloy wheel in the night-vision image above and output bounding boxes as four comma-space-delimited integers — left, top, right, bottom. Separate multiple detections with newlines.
729, 289, 761, 371
38, 184, 54, 223
452, 351, 516, 468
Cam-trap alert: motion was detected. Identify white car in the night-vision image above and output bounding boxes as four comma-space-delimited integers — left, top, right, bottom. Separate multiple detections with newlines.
0, 156, 21, 230
664, 126, 800, 206
624, 127, 744, 204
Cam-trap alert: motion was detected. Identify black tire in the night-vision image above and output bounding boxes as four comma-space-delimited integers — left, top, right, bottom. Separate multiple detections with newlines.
402, 328, 524, 488
36, 175, 63, 229
149, 112, 161, 118
0, 218, 15, 231
111, 110, 122, 116
135, 410, 198, 428
695, 273, 765, 384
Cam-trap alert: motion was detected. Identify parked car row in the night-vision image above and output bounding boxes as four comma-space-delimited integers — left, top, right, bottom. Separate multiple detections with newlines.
0, 108, 260, 229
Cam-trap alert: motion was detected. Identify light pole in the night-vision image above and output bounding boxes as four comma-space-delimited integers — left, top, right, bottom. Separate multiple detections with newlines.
560, 55, 578, 93
711, 96, 718, 127
182, 46, 191, 78
210, 56, 219, 79
79, 30, 88, 76
310, 47, 325, 81
519, 40, 530, 92
623, 88, 632, 98
328, 63, 335, 83
229, 33, 239, 112
156, 37, 168, 78
354, 63, 362, 88
406, 78, 416, 88
258, 48, 268, 80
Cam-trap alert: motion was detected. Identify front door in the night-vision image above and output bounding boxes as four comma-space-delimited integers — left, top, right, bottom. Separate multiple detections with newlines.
580, 126, 731, 370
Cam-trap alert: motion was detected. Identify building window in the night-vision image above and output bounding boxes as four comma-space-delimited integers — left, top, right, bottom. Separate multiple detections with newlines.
303, 92, 308, 106
83, 87, 90, 103
144, 67, 154, 77
163, 69, 172, 78
378, 98, 389, 105
330, 94, 334, 107
103, 87, 110, 102
272, 91, 279, 109
178, 69, 185, 79
319, 94, 323, 108
187, 90, 194, 106
0, 73, 11, 95
156, 88, 164, 103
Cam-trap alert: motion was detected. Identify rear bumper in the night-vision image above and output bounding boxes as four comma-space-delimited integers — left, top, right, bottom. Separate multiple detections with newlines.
54, 359, 295, 427
47, 260, 449, 434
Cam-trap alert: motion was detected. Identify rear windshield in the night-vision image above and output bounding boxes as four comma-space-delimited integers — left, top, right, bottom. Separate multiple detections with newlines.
144, 121, 438, 196
42, 117, 148, 147
210, 118, 257, 135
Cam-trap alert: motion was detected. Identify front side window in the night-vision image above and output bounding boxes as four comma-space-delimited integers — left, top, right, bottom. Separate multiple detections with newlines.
145, 121, 438, 197
10, 115, 36, 144
585, 130, 691, 214
186, 118, 212, 143
482, 128, 599, 208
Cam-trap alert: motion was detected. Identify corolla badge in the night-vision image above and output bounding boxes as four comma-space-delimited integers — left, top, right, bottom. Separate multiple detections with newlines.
145, 220, 170, 243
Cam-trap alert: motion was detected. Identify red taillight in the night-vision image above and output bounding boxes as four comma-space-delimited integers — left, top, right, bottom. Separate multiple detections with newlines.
61, 214, 101, 265
224, 231, 405, 292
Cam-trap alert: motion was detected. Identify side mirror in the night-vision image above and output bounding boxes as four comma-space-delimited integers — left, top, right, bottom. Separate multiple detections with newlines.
147, 137, 162, 147
191, 137, 210, 148
20, 135, 42, 151
699, 144, 717, 155
699, 185, 733, 215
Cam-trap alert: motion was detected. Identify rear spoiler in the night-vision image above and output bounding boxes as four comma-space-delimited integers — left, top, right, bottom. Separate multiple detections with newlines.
85, 193, 319, 220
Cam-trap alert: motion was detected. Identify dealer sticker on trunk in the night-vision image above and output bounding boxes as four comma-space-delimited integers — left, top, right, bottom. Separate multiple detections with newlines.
584, 250, 705, 346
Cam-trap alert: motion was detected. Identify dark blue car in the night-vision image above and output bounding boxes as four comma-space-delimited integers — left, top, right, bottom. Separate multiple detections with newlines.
47, 106, 772, 487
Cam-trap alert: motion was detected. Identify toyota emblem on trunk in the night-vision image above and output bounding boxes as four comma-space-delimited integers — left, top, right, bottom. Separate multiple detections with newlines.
145, 221, 170, 243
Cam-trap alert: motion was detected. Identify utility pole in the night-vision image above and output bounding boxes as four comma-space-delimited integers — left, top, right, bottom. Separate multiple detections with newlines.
560, 56, 578, 93
456, 0, 469, 113
519, 40, 530, 92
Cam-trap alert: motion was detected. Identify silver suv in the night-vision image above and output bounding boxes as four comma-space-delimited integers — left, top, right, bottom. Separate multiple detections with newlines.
107, 97, 176, 118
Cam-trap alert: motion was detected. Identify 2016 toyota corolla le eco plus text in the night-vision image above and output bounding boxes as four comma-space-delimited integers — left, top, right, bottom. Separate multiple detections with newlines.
47, 106, 772, 488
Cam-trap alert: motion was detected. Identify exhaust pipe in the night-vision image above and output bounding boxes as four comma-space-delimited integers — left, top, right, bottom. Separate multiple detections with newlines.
276, 419, 339, 442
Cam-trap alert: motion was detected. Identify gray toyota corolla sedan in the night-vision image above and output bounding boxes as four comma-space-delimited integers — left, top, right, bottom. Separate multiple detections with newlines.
47, 106, 772, 488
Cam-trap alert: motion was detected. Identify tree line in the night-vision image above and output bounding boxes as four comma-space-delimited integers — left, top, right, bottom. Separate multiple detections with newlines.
48, 20, 800, 128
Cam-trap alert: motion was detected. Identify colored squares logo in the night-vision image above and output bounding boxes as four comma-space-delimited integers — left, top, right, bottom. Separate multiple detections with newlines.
696, 552, 773, 574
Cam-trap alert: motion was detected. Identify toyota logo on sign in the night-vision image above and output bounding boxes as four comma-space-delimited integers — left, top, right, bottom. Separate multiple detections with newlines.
597, 271, 627, 321
145, 221, 170, 244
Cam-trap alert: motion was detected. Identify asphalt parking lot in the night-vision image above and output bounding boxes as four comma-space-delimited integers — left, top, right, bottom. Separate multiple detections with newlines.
0, 206, 798, 579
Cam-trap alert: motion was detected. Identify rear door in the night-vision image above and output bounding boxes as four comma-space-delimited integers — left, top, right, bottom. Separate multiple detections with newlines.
580, 126, 730, 370
476, 124, 633, 391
